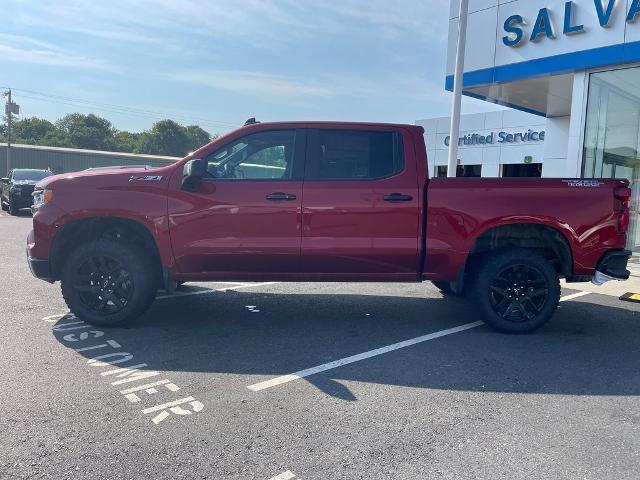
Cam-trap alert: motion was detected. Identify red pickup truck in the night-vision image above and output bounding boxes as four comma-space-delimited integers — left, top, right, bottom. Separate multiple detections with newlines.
27, 120, 632, 333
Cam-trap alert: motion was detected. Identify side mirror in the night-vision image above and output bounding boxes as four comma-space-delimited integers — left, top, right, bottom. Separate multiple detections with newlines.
181, 159, 206, 192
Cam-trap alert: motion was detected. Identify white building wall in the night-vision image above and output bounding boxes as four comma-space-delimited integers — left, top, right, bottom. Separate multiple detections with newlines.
541, 116, 570, 177
417, 111, 547, 178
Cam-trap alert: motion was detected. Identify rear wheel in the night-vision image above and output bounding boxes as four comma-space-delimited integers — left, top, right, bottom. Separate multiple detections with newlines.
471, 248, 560, 333
8, 201, 18, 216
61, 239, 157, 326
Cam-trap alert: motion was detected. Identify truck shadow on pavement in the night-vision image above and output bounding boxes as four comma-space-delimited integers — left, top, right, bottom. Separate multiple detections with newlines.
51, 288, 640, 401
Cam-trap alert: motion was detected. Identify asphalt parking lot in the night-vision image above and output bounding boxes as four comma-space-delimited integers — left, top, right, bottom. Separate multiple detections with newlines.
1, 212, 640, 480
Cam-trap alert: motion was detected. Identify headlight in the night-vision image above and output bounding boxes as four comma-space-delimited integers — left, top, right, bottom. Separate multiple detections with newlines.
32, 189, 53, 210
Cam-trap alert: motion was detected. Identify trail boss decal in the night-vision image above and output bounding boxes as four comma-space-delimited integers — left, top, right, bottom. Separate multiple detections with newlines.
562, 180, 605, 188
129, 175, 163, 182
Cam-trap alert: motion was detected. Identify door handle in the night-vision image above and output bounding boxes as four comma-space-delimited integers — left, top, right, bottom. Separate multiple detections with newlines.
383, 193, 413, 202
266, 192, 297, 201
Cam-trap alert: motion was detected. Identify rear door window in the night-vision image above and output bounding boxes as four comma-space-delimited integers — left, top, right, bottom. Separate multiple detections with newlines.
305, 129, 404, 180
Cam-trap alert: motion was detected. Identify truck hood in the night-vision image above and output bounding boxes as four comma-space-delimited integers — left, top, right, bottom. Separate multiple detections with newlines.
36, 166, 169, 190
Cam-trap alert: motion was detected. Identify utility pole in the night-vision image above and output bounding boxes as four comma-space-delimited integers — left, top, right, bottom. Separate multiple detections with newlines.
3, 89, 15, 175
447, 0, 469, 178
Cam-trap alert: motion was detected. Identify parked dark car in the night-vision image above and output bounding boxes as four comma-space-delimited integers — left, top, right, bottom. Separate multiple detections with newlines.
1, 169, 53, 215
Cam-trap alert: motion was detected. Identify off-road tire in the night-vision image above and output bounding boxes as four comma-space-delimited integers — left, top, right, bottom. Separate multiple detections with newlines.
61, 238, 157, 326
470, 248, 560, 334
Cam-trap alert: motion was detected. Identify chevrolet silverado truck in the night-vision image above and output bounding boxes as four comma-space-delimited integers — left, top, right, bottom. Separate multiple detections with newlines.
27, 121, 632, 333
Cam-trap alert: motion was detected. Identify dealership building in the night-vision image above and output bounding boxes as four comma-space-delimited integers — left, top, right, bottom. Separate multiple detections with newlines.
417, 110, 548, 178
444, 0, 640, 260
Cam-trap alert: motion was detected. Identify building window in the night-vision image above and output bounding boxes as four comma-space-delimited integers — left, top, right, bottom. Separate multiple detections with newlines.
583, 66, 640, 260
435, 165, 482, 178
502, 163, 542, 177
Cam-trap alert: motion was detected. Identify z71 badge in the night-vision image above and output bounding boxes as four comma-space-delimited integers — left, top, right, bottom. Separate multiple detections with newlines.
129, 175, 163, 182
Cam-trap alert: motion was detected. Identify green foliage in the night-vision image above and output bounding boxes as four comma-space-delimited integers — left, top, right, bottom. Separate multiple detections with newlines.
113, 131, 142, 153
137, 120, 190, 157
56, 113, 116, 150
185, 125, 213, 152
249, 146, 287, 168
13, 117, 58, 145
5, 113, 216, 156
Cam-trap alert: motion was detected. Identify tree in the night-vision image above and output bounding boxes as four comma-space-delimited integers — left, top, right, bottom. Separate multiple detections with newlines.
113, 131, 142, 153
41, 130, 71, 147
0, 110, 217, 155
13, 117, 57, 145
136, 119, 190, 157
185, 125, 211, 152
55, 113, 116, 150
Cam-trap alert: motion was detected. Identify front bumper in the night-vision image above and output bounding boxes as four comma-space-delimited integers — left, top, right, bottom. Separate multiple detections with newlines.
595, 249, 631, 281
27, 254, 54, 283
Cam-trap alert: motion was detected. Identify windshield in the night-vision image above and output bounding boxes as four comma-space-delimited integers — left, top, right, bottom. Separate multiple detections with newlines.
13, 170, 52, 182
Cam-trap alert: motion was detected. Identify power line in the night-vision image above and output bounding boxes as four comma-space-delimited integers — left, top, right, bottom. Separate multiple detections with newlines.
2, 86, 239, 130
16, 93, 232, 130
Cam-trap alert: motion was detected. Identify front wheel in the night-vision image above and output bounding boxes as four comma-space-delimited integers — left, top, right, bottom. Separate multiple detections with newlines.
470, 248, 560, 334
61, 239, 157, 326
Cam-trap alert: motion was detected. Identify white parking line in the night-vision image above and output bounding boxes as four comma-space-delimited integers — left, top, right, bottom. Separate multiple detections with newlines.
247, 290, 593, 392
559, 291, 591, 302
247, 321, 484, 392
269, 471, 297, 480
42, 313, 71, 323
155, 282, 279, 300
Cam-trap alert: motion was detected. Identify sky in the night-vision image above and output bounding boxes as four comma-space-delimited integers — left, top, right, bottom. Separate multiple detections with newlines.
0, 0, 500, 135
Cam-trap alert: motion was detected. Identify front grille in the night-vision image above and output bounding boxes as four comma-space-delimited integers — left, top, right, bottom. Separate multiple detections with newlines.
20, 185, 35, 197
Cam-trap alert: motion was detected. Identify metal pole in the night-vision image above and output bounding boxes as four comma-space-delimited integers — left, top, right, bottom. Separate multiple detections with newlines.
5, 89, 11, 175
447, 0, 469, 178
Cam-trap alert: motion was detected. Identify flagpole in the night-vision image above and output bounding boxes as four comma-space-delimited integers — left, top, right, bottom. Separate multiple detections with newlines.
447, 0, 469, 178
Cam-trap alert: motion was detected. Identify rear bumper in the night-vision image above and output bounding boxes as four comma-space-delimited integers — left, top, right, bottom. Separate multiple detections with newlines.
596, 249, 631, 281
27, 254, 54, 283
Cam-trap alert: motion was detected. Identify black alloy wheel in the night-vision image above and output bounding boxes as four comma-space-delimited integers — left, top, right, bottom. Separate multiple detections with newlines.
61, 238, 157, 326
471, 248, 560, 333
488, 263, 549, 322
73, 254, 134, 314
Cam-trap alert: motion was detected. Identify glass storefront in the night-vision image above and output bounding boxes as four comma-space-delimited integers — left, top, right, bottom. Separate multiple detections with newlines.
583, 67, 640, 266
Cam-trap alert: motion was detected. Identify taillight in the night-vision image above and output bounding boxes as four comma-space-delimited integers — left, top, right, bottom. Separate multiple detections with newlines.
614, 186, 631, 202
618, 203, 630, 233
615, 186, 631, 234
